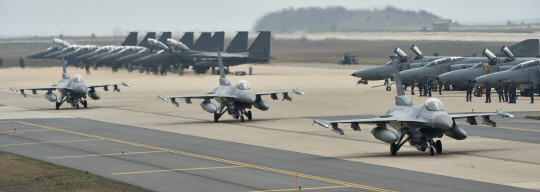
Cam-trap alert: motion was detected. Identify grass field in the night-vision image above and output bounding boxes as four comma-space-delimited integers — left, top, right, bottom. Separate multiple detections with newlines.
0, 151, 150, 192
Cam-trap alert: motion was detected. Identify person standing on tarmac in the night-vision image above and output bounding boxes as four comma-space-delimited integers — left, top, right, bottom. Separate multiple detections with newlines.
85, 63, 91, 75
485, 82, 491, 103
418, 77, 423, 97
427, 76, 433, 97
423, 76, 428, 96
503, 79, 509, 102
510, 81, 517, 103
466, 80, 474, 102
530, 82, 534, 104
497, 80, 503, 102
410, 76, 416, 95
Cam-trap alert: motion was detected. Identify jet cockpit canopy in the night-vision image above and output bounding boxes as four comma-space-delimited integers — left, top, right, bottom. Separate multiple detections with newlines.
73, 74, 84, 83
424, 98, 444, 111
236, 80, 250, 90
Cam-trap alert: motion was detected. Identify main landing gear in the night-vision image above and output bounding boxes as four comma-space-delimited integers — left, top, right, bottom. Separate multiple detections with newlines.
213, 103, 253, 123
55, 94, 87, 110
389, 129, 442, 156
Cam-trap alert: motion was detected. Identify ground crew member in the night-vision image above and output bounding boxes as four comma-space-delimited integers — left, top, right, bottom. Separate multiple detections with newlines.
418, 77, 423, 97
510, 81, 517, 103
530, 82, 534, 104
427, 76, 433, 97
410, 76, 416, 95
503, 79, 508, 102
249, 66, 253, 75
423, 76, 428, 96
485, 82, 491, 103
466, 80, 474, 102
497, 80, 503, 102
85, 63, 91, 75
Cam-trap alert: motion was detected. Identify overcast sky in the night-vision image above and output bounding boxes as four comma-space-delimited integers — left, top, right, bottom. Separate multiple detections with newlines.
1, 0, 539, 37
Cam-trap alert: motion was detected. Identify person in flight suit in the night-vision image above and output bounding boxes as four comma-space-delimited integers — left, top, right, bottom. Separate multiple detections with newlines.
485, 82, 491, 103
497, 80, 503, 102
510, 81, 517, 103
418, 77, 423, 97
530, 82, 534, 104
466, 80, 474, 102
423, 76, 428, 96
427, 76, 433, 97
410, 76, 416, 95
503, 79, 509, 102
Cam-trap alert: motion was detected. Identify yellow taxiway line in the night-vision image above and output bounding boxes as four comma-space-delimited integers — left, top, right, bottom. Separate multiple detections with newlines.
111, 166, 244, 175
47, 150, 164, 159
250, 185, 351, 192
0, 139, 101, 147
0, 129, 49, 134
15, 120, 396, 192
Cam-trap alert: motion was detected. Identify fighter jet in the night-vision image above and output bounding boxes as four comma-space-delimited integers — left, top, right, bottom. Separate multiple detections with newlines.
474, 59, 540, 96
438, 46, 537, 86
9, 39, 130, 109
398, 56, 486, 85
313, 55, 512, 156
157, 48, 303, 122
351, 39, 539, 87
132, 31, 227, 73
27, 47, 59, 59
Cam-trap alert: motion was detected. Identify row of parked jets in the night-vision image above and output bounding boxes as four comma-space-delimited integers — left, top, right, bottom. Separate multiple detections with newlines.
28, 31, 273, 74
352, 39, 540, 96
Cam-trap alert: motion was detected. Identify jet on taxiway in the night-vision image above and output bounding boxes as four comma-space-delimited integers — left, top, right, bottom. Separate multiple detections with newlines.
158, 48, 303, 122
314, 55, 512, 156
10, 39, 130, 109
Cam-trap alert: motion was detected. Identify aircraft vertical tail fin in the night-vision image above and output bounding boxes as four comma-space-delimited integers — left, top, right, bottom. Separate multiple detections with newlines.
225, 31, 248, 53
204, 32, 224, 52
157, 32, 172, 47
248, 31, 271, 58
179, 32, 194, 49
495, 39, 539, 57
392, 55, 413, 106
217, 48, 230, 86
138, 32, 156, 48
121, 32, 138, 46
192, 32, 212, 51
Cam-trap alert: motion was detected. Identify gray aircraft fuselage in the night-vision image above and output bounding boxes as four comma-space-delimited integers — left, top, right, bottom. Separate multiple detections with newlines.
56, 46, 98, 60
42, 46, 80, 59
96, 47, 144, 63
27, 47, 59, 59
399, 57, 488, 84
474, 60, 540, 89
438, 58, 533, 84
351, 60, 430, 80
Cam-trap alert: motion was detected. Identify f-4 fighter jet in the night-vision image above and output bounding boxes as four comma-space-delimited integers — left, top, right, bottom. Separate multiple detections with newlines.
314, 55, 512, 156
10, 39, 130, 109
158, 48, 303, 122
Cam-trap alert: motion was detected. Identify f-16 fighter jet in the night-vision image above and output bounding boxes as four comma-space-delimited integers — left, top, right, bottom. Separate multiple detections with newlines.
10, 39, 130, 109
158, 48, 303, 122
314, 55, 512, 156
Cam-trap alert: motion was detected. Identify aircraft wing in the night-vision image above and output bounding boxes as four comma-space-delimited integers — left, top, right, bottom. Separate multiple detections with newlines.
10, 86, 58, 97
87, 82, 130, 92
255, 89, 304, 101
157, 94, 235, 106
449, 110, 513, 127
449, 113, 497, 119
313, 117, 426, 135
192, 52, 248, 58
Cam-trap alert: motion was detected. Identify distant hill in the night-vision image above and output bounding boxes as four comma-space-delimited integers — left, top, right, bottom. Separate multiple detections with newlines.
253, 6, 449, 33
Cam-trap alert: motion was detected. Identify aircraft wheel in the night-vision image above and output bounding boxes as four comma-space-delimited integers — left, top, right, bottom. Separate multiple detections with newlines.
214, 112, 219, 123
247, 111, 252, 121
429, 147, 435, 156
82, 100, 88, 108
240, 116, 244, 122
390, 143, 397, 156
386, 86, 391, 91
76, 103, 80, 109
55, 102, 60, 110
435, 140, 442, 153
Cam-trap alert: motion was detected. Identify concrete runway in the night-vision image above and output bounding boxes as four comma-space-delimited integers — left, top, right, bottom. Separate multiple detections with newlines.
1, 65, 540, 191
0, 116, 532, 192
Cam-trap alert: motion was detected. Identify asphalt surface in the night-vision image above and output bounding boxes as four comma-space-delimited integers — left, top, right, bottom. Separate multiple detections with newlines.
0, 117, 533, 192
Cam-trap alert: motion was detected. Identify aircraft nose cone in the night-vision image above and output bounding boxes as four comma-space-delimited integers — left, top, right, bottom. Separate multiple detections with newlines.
240, 92, 256, 103
351, 73, 356, 77
432, 114, 453, 129
74, 84, 88, 94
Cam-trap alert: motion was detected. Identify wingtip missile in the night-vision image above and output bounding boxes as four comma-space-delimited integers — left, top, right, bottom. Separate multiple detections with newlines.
9, 87, 17, 93
157, 95, 168, 101
292, 88, 304, 95
496, 109, 514, 118
313, 119, 329, 128
121, 82, 130, 87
